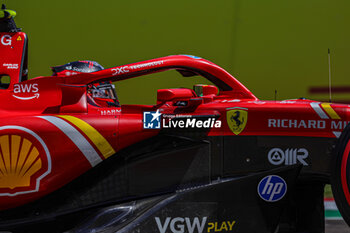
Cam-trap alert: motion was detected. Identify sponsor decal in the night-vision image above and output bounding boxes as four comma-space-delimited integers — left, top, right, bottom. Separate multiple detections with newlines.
162, 114, 221, 129
111, 66, 130, 75
143, 111, 222, 129
16, 36, 22, 41
61, 65, 95, 74
71, 67, 86, 72
330, 121, 349, 130
268, 103, 343, 135
220, 99, 241, 103
268, 119, 325, 129
268, 148, 308, 166
0, 35, 11, 46
258, 175, 287, 202
207, 220, 236, 233
155, 217, 236, 233
268, 119, 350, 130
279, 100, 296, 104
12, 83, 39, 100
143, 110, 162, 129
100, 109, 121, 115
0, 126, 51, 196
64, 71, 79, 76
3, 63, 18, 69
111, 61, 164, 76
129, 60, 164, 70
247, 100, 266, 105
226, 108, 248, 135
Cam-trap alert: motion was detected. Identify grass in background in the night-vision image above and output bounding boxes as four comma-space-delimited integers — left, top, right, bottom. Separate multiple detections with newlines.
325, 184, 333, 199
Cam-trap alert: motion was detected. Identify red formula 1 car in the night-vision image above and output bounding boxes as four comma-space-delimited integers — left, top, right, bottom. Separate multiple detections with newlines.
1, 5, 350, 233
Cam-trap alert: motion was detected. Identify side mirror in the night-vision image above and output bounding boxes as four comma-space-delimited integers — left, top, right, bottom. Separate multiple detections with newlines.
157, 88, 195, 104
193, 84, 218, 97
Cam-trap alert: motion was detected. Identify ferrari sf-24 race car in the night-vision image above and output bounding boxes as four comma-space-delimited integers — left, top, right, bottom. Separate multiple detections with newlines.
1, 5, 350, 233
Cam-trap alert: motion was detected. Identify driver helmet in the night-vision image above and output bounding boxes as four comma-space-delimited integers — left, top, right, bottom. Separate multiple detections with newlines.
51, 60, 104, 76
51, 60, 119, 106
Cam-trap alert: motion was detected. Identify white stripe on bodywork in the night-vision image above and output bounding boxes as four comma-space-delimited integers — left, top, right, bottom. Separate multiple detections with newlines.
333, 131, 341, 138
37, 116, 102, 167
310, 102, 329, 119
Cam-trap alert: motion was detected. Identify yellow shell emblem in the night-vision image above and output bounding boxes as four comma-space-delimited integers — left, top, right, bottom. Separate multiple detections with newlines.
0, 135, 42, 190
227, 109, 248, 135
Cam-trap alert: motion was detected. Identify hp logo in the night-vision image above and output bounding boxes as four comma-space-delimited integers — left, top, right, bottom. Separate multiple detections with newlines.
257, 175, 287, 202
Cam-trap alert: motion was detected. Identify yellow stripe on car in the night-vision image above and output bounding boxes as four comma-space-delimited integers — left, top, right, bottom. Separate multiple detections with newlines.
58, 115, 116, 159
321, 103, 341, 119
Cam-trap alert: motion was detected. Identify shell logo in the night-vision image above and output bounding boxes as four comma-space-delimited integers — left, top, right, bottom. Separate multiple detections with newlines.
0, 126, 51, 196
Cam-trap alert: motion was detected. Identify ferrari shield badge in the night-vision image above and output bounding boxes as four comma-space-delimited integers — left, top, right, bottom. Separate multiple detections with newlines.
227, 109, 248, 135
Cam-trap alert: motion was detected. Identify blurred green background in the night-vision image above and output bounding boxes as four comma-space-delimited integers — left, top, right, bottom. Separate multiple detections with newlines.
5, 0, 350, 104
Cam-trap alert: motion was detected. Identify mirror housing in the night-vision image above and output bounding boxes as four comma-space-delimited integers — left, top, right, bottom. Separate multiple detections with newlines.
193, 84, 218, 97
157, 88, 196, 104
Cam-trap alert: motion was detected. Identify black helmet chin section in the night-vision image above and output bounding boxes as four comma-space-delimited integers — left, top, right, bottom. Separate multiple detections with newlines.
51, 61, 104, 75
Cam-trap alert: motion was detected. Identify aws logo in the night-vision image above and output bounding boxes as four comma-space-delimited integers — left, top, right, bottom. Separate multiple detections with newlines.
227, 108, 248, 135
0, 126, 51, 196
12, 83, 40, 100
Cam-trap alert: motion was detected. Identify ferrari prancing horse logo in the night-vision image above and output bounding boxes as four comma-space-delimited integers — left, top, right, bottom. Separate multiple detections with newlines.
227, 109, 248, 135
